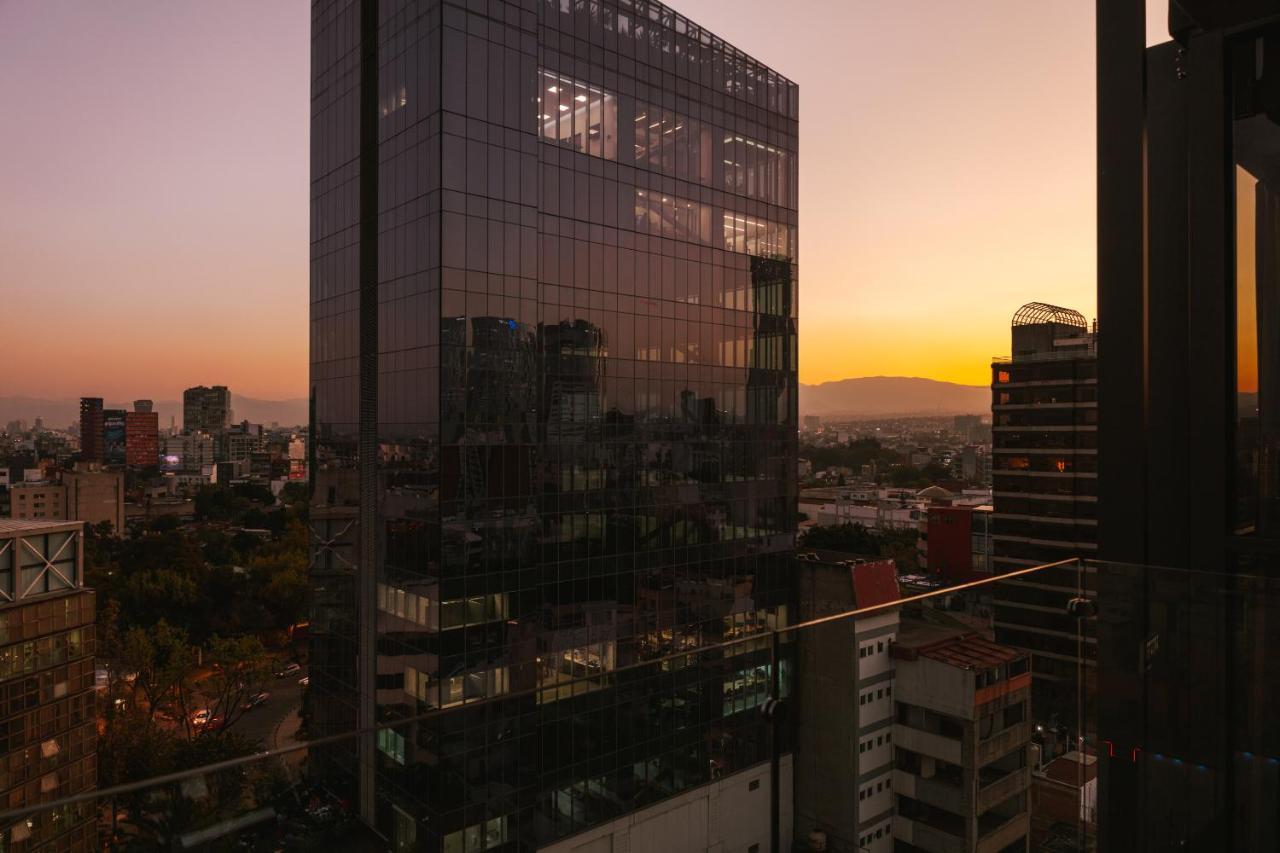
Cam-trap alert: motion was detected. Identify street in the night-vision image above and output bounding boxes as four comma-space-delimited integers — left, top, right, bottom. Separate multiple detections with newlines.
227, 667, 307, 750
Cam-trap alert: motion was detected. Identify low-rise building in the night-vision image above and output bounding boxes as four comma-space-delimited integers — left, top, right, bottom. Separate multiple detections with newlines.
7, 482, 67, 522
891, 622, 1033, 853
1030, 750, 1096, 847
922, 505, 994, 580
62, 466, 124, 533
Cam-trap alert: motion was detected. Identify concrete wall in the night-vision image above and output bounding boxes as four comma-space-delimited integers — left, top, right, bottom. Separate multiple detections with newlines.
538, 757, 793, 853
894, 655, 974, 720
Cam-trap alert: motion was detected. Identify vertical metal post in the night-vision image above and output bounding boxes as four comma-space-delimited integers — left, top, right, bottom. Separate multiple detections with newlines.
770, 628, 781, 853
1096, 4, 1148, 849
357, 0, 380, 828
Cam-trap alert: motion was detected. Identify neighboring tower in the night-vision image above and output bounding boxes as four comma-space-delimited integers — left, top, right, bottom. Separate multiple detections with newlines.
989, 303, 1096, 727
182, 385, 231, 433
794, 554, 900, 853
125, 400, 159, 468
891, 621, 1033, 853
101, 408, 127, 466
308, 0, 798, 848
0, 520, 97, 849
77, 397, 103, 463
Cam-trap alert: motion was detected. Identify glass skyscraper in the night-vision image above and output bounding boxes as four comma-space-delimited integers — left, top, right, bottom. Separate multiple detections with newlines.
308, 0, 798, 848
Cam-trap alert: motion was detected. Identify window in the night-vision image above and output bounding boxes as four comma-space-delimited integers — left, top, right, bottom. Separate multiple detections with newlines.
634, 189, 710, 243
634, 104, 712, 183
377, 728, 405, 765
877, 640, 884, 652
723, 132, 794, 205
723, 212, 792, 257
539, 70, 617, 160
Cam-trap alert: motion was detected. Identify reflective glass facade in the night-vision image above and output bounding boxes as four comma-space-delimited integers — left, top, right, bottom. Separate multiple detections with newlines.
309, 0, 797, 848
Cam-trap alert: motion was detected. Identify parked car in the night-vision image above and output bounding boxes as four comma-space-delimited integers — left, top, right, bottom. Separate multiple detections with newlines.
274, 662, 302, 678
191, 708, 212, 727
298, 675, 310, 687
242, 691, 270, 711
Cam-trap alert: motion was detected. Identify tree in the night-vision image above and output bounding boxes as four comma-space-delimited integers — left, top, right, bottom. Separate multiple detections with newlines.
798, 522, 920, 571
244, 519, 309, 631
120, 620, 197, 728
193, 484, 251, 523
200, 635, 274, 735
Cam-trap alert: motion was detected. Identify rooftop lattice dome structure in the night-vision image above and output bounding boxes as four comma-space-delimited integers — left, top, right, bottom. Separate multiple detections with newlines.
1012, 302, 1088, 330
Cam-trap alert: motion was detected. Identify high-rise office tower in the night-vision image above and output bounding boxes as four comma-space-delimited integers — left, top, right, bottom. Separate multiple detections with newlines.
77, 398, 103, 463
308, 0, 797, 848
0, 520, 97, 851
989, 303, 1096, 723
182, 385, 231, 434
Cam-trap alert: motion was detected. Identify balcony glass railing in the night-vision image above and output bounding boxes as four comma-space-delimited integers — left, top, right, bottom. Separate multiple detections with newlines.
15, 555, 1274, 845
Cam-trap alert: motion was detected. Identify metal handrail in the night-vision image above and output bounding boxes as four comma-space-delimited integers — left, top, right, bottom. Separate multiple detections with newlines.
0, 558, 1086, 825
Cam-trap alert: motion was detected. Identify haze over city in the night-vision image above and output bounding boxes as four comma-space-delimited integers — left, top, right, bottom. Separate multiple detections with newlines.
1, 1, 1169, 402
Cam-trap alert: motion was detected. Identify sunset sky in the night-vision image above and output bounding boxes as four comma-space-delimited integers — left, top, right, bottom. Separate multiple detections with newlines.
0, 1, 1170, 401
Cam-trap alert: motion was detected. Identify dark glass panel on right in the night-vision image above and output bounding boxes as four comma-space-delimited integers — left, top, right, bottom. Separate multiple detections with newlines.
1233, 31, 1280, 535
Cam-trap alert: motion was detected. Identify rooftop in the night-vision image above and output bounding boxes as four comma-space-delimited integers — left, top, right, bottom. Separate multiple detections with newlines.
892, 620, 1025, 669
1043, 751, 1099, 786
1012, 301, 1088, 330
0, 519, 83, 535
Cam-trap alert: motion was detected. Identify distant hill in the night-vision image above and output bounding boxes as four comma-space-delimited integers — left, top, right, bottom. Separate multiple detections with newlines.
800, 376, 989, 418
0, 394, 309, 431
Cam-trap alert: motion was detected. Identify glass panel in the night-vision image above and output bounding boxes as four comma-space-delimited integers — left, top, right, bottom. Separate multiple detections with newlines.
539, 69, 617, 160
1233, 34, 1280, 535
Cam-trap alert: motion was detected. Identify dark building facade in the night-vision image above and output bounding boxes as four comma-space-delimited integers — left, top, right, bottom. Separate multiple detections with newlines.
0, 520, 97, 852
182, 385, 231, 434
76, 399, 102, 464
1096, 2, 1280, 849
990, 303, 1095, 725
308, 0, 797, 849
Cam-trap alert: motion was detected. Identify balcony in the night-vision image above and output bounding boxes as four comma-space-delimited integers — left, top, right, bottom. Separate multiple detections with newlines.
977, 812, 1030, 853
978, 721, 1032, 765
894, 814, 967, 853
977, 766, 1030, 813
893, 723, 962, 765
893, 769, 965, 815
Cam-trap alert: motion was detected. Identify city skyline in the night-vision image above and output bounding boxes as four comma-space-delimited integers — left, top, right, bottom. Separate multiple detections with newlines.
0, 1, 1170, 401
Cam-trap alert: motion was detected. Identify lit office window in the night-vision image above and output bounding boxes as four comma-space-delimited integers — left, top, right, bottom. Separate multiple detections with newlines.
724, 134, 794, 206
634, 189, 710, 243
723, 213, 791, 257
539, 70, 617, 160
634, 105, 713, 184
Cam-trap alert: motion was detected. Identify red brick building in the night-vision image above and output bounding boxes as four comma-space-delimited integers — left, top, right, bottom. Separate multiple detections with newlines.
125, 410, 159, 468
